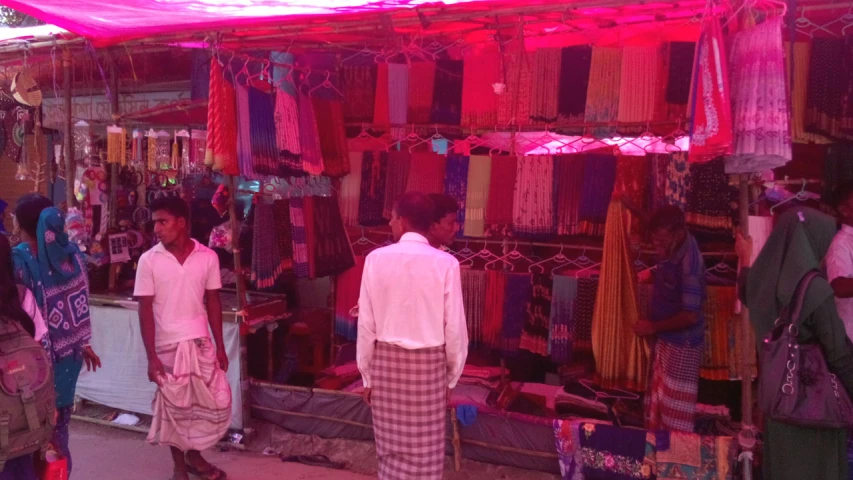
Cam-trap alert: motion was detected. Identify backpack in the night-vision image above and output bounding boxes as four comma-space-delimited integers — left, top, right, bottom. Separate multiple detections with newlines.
0, 317, 55, 471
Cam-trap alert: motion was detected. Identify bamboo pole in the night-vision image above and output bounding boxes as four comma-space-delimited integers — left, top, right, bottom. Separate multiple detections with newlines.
737, 177, 754, 480
108, 58, 120, 291
451, 407, 462, 472
62, 49, 75, 209
226, 174, 250, 430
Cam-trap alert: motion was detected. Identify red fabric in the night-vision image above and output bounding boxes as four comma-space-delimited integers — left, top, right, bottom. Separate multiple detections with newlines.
205, 60, 238, 175
303, 195, 318, 280
405, 152, 446, 194
407, 62, 437, 124
373, 64, 390, 126
485, 155, 518, 229
688, 16, 733, 163
483, 270, 507, 349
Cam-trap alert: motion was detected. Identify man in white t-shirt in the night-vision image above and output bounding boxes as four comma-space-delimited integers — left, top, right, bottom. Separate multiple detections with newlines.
134, 196, 231, 480
827, 182, 853, 340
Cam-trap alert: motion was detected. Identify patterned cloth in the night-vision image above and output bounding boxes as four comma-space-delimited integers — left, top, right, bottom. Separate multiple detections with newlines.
298, 92, 325, 176
235, 84, 256, 179
554, 155, 585, 235
342, 65, 376, 123
665, 152, 691, 210
689, 16, 733, 163
252, 202, 289, 288
726, 16, 791, 173
313, 99, 350, 177
558, 46, 593, 124
444, 155, 470, 230
579, 154, 617, 236
289, 197, 310, 278
430, 60, 464, 125
406, 151, 447, 195
272, 200, 294, 273
248, 87, 279, 177
483, 270, 507, 349
485, 155, 518, 236
615, 156, 650, 212
645, 339, 703, 433
520, 274, 553, 356
618, 46, 662, 124
513, 155, 554, 236
274, 88, 303, 175
383, 150, 412, 219
657, 431, 734, 480
573, 277, 598, 361
464, 155, 492, 237
578, 422, 656, 480
334, 256, 365, 341
312, 195, 356, 278
806, 38, 846, 138
551, 275, 578, 364
408, 62, 436, 124
502, 273, 533, 355
686, 158, 734, 232
148, 338, 231, 452
530, 48, 563, 123
358, 151, 388, 226
585, 47, 623, 137
462, 269, 487, 348
498, 39, 532, 126
371, 342, 446, 480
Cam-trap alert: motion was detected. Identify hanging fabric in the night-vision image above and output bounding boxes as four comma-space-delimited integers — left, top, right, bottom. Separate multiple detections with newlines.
617, 46, 661, 124
551, 275, 578, 364
557, 46, 593, 123
520, 274, 553, 356
688, 16, 733, 163
686, 158, 734, 232
502, 273, 533, 356
578, 154, 617, 237
312, 195, 356, 278
806, 38, 845, 138
382, 150, 412, 220
298, 92, 324, 176
274, 88, 304, 176
824, 143, 853, 200
248, 87, 279, 177
485, 154, 518, 236
335, 256, 366, 341
463, 155, 492, 237
302, 195, 318, 279
648, 153, 669, 210
483, 270, 507, 349
342, 65, 376, 123
235, 85, 257, 180
184, 130, 207, 176
106, 126, 126, 166
462, 269, 487, 348
387, 64, 409, 139
786, 42, 817, 143
726, 16, 791, 173
289, 196, 310, 279
584, 47, 622, 137
529, 48, 562, 124
700, 286, 737, 381
406, 151, 446, 194
664, 42, 696, 120
272, 199, 294, 272
554, 154, 585, 235
513, 155, 554, 237
430, 60, 464, 125
407, 62, 436, 124
205, 59, 238, 175
251, 202, 290, 289
357, 151, 388, 226
339, 150, 363, 227
573, 277, 598, 364
444, 154, 469, 230
313, 99, 350, 177
592, 200, 649, 391
373, 63, 390, 126
614, 156, 650, 215
461, 50, 501, 127
665, 151, 691, 211
498, 39, 532, 126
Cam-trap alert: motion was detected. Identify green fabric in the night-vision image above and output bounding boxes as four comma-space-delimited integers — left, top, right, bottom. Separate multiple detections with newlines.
746, 207, 837, 339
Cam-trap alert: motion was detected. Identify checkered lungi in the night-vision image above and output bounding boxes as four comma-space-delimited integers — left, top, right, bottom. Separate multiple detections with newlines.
371, 342, 447, 480
644, 339, 702, 433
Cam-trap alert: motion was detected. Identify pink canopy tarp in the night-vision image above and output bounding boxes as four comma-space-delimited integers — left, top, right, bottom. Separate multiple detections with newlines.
0, 0, 499, 46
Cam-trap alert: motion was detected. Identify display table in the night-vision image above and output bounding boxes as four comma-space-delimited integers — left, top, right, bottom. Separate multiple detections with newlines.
76, 291, 287, 430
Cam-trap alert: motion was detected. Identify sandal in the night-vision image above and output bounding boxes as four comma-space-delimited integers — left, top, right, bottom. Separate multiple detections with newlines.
185, 464, 227, 480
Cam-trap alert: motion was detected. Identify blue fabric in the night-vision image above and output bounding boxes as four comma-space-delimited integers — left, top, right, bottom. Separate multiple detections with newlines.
502, 273, 533, 355
550, 275, 578, 364
651, 234, 706, 346
53, 406, 72, 477
443, 155, 469, 236
456, 405, 478, 427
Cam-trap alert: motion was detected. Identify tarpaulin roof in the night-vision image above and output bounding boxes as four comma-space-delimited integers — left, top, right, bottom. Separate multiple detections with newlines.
0, 0, 498, 46
0, 24, 68, 44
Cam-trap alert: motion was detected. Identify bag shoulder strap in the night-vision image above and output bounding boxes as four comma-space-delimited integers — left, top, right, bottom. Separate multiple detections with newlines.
789, 270, 822, 327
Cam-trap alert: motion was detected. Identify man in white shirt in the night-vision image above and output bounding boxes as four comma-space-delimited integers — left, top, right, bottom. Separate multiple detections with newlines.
827, 182, 853, 340
357, 192, 468, 480
134, 197, 231, 480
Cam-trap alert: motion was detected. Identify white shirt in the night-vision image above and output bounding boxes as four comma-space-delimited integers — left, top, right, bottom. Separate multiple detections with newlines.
827, 225, 853, 341
133, 240, 222, 346
357, 233, 468, 389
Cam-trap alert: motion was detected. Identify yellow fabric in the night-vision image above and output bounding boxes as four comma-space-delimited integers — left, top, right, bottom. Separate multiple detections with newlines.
592, 200, 649, 391
147, 136, 157, 171
107, 128, 127, 166
463, 155, 491, 237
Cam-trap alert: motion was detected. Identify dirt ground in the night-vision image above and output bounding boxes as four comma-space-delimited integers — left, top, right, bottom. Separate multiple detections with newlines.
70, 419, 559, 480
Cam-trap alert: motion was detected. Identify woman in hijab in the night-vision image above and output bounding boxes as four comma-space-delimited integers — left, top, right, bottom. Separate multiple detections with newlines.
737, 207, 853, 480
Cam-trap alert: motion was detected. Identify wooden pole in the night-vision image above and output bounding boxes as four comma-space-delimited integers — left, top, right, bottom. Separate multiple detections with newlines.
225, 174, 250, 430
737, 177, 754, 480
451, 407, 462, 472
62, 49, 75, 210
108, 58, 120, 291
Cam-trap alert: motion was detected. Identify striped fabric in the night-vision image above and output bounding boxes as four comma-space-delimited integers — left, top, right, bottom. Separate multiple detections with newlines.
644, 339, 702, 433
289, 197, 310, 278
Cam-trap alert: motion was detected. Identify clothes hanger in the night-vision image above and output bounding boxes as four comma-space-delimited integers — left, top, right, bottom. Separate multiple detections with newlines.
341, 46, 377, 66
528, 244, 570, 274
351, 228, 381, 248
409, 125, 450, 153
485, 241, 534, 271
454, 239, 474, 261
459, 242, 501, 268
769, 178, 810, 214
308, 70, 344, 98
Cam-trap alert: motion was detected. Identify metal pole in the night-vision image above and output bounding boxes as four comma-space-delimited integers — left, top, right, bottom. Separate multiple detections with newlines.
62, 49, 75, 209
738, 177, 754, 480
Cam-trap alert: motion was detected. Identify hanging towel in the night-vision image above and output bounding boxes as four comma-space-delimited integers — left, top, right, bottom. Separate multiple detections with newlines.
462, 269, 487, 348
373, 63, 390, 126
689, 16, 734, 163
248, 87, 279, 177
483, 270, 507, 349
430, 60, 464, 125
553, 154, 585, 236
357, 151, 388, 226
550, 275, 578, 364
464, 155, 492, 237
520, 274, 553, 357
498, 39, 532, 126
383, 150, 412, 220
592, 200, 649, 391
513, 155, 554, 237
406, 151, 446, 194
502, 273, 533, 355
342, 65, 376, 123
617, 46, 661, 124
665, 152, 691, 210
335, 256, 366, 341
485, 155, 518, 236
408, 62, 437, 124
339, 151, 363, 227
298, 92, 324, 176
726, 16, 791, 173
578, 154, 617, 236
686, 158, 734, 232
251, 202, 289, 289
205, 59, 239, 176
557, 46, 593, 123
387, 64, 409, 139
664, 42, 695, 119
806, 38, 845, 138
313, 99, 350, 177
461, 50, 500, 127
584, 47, 622, 137
529, 48, 562, 123
274, 88, 303, 176
444, 155, 470, 230
312, 195, 356, 278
